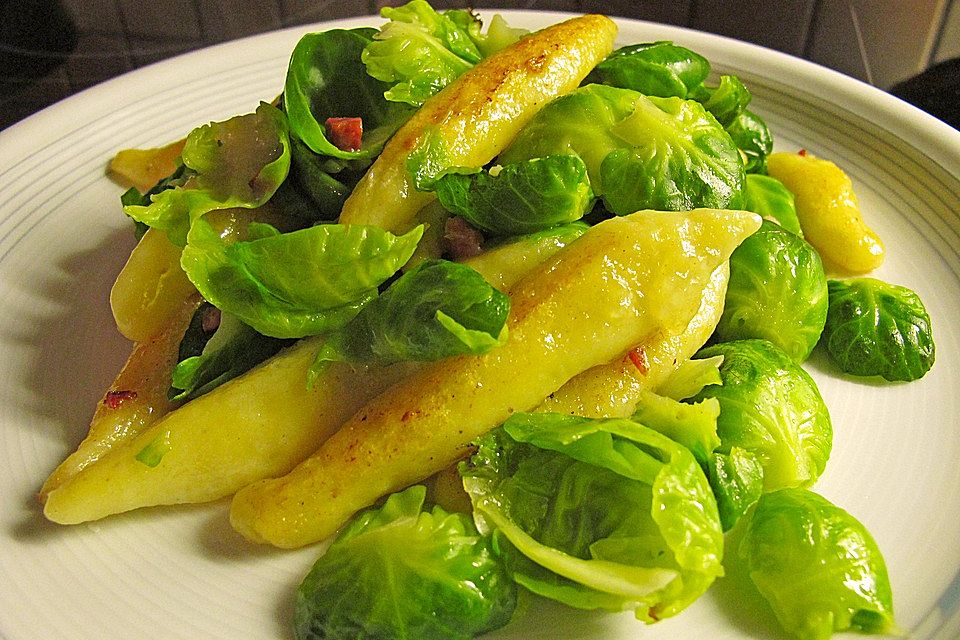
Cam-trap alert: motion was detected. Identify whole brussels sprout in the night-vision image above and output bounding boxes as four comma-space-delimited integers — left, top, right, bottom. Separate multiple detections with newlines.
713, 220, 827, 362
822, 277, 934, 382
689, 339, 832, 492
739, 488, 898, 640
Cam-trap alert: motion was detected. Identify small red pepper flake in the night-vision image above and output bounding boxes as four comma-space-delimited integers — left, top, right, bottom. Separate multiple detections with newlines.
104, 389, 137, 409
627, 347, 649, 375
325, 117, 363, 152
798, 148, 808, 156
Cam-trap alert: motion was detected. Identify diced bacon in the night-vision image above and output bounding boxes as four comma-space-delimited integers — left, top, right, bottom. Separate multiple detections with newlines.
444, 216, 485, 259
325, 117, 363, 152
104, 389, 138, 409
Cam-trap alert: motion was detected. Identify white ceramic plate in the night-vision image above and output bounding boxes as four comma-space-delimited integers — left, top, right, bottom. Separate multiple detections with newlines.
1, 11, 958, 640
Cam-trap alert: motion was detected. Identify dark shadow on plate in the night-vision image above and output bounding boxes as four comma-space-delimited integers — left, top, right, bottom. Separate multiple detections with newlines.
709, 523, 788, 639
4, 227, 135, 443
3, 226, 137, 539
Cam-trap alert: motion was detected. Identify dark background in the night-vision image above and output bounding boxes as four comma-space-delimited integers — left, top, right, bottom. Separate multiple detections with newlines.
1, 0, 957, 131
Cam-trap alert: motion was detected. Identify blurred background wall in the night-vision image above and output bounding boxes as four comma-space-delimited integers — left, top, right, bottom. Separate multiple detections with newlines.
1, 0, 958, 130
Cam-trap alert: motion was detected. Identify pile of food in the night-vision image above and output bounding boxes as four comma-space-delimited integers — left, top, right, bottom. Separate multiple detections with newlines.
38, 2, 935, 639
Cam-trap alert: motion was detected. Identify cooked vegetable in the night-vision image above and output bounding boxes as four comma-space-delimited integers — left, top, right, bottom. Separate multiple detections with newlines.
284, 28, 414, 160
743, 173, 801, 235
696, 74, 751, 128
821, 277, 935, 381
229, 208, 760, 548
727, 109, 773, 174
461, 412, 723, 622
689, 339, 832, 491
361, 0, 482, 108
181, 219, 423, 338
169, 310, 290, 402
767, 150, 884, 273
713, 219, 828, 362
707, 447, 764, 532
294, 485, 516, 640
740, 488, 898, 640
498, 84, 745, 215
433, 155, 595, 235
338, 13, 618, 234
587, 41, 710, 98
124, 103, 290, 248
310, 258, 509, 372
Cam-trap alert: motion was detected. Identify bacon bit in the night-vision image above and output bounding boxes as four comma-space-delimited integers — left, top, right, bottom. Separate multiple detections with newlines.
325, 117, 363, 152
798, 148, 808, 156
104, 389, 137, 409
627, 347, 649, 375
444, 216, 485, 259
201, 306, 221, 334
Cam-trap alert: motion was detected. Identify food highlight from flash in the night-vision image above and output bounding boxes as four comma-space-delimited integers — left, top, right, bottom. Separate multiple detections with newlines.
41, 1, 933, 638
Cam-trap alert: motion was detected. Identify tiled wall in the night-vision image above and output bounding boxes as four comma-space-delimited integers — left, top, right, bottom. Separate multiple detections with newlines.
0, 0, 953, 129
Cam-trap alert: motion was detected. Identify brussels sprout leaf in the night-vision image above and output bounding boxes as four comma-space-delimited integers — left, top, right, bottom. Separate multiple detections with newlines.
690, 339, 832, 492
433, 155, 595, 235
822, 277, 935, 382
461, 412, 723, 623
284, 28, 414, 160
124, 103, 290, 247
294, 485, 517, 640
310, 258, 509, 377
588, 41, 711, 98
714, 219, 827, 362
740, 488, 898, 640
743, 174, 802, 236
181, 221, 423, 339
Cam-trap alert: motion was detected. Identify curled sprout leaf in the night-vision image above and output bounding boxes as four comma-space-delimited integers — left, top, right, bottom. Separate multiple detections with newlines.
740, 488, 898, 640
461, 412, 724, 623
284, 28, 414, 160
124, 103, 291, 247
181, 222, 423, 339
362, 0, 481, 108
310, 258, 509, 378
689, 339, 832, 492
714, 219, 828, 362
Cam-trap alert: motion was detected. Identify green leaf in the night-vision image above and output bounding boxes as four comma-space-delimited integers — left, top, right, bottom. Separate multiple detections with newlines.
124, 103, 290, 247
698, 75, 751, 128
169, 311, 291, 402
589, 41, 711, 99
727, 109, 773, 174
707, 447, 763, 532
822, 277, 935, 381
284, 28, 414, 160
499, 85, 745, 216
461, 413, 723, 622
310, 258, 509, 375
181, 222, 423, 339
294, 485, 517, 640
740, 488, 898, 640
743, 174, 802, 236
434, 155, 595, 235
689, 339, 832, 492
714, 219, 827, 362
361, 0, 480, 108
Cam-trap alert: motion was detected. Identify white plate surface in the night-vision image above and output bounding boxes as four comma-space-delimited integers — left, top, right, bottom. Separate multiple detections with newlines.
1, 11, 959, 640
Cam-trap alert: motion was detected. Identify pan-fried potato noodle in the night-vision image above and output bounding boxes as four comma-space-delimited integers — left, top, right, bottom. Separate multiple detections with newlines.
229, 208, 761, 549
